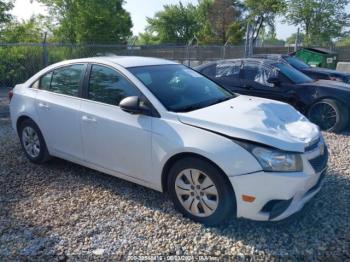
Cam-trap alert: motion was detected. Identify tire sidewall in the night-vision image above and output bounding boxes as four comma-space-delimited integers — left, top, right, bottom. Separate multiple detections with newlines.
167, 157, 235, 225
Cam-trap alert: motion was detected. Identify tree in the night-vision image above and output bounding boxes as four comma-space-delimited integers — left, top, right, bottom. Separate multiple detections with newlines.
136, 31, 160, 45
145, 2, 200, 44
0, 0, 13, 29
336, 37, 350, 47
206, 0, 245, 44
286, 32, 306, 45
0, 16, 45, 42
285, 0, 350, 45
244, 0, 286, 44
37, 0, 132, 44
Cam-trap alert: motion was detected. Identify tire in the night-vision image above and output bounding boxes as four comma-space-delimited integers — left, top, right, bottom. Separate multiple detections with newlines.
19, 119, 50, 164
167, 157, 235, 226
307, 99, 349, 133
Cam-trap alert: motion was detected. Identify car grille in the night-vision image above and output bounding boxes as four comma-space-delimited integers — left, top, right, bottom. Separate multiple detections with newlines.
309, 147, 328, 173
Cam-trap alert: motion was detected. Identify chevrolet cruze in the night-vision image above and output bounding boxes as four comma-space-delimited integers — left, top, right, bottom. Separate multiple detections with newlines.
9, 57, 328, 225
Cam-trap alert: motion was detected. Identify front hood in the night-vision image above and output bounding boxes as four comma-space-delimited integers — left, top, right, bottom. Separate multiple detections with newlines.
302, 79, 350, 91
178, 96, 320, 152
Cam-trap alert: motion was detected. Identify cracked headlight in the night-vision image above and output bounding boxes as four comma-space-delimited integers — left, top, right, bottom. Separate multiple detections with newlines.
237, 141, 303, 172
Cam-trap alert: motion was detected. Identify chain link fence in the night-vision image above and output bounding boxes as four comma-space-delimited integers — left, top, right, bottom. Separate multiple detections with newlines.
1, 42, 350, 87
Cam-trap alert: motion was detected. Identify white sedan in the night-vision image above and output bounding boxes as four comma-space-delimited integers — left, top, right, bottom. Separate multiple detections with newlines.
9, 56, 328, 225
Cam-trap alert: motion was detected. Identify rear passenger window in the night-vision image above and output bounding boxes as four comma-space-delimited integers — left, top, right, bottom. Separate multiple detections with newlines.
40, 72, 53, 90
201, 64, 216, 78
88, 65, 140, 106
215, 62, 241, 79
50, 64, 85, 96
241, 64, 259, 81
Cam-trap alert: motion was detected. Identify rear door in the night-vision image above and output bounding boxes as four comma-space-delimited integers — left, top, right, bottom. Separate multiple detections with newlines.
35, 64, 86, 160
80, 64, 153, 181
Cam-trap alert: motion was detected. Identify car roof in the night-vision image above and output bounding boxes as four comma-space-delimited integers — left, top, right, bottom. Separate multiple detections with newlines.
196, 58, 281, 70
252, 54, 289, 59
52, 56, 179, 69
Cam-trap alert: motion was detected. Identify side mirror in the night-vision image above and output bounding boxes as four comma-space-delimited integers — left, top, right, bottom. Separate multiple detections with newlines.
119, 96, 150, 115
267, 76, 280, 86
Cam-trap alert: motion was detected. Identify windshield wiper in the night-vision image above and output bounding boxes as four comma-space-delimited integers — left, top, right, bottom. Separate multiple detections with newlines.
175, 103, 207, 113
175, 96, 233, 113
207, 96, 233, 107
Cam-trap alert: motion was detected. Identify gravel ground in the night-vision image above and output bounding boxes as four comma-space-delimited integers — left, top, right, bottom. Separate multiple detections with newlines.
0, 89, 349, 261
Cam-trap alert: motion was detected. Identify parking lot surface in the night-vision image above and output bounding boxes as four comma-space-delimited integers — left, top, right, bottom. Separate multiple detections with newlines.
0, 88, 349, 260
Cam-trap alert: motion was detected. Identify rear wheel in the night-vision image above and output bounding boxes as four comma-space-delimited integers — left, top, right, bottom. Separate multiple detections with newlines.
167, 157, 235, 226
308, 99, 349, 132
19, 119, 50, 164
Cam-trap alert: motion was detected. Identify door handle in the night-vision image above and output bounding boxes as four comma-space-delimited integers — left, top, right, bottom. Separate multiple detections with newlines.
82, 115, 97, 123
38, 102, 50, 110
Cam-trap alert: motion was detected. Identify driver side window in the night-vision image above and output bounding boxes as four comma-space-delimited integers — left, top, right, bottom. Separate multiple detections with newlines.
242, 63, 278, 88
88, 65, 140, 106
254, 66, 278, 87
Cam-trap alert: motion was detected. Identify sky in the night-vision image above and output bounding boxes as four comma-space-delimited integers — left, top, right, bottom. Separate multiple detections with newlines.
10, 0, 349, 40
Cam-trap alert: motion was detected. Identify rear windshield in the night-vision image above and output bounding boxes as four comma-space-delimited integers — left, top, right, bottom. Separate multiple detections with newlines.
285, 57, 310, 70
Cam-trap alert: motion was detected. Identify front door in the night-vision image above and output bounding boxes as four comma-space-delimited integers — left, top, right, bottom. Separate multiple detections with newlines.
240, 62, 296, 105
80, 64, 153, 182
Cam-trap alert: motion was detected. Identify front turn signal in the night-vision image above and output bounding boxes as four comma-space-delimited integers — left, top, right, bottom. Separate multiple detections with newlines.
242, 195, 256, 203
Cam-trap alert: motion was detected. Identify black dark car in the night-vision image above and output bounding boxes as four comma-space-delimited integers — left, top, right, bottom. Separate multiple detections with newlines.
252, 54, 350, 84
195, 58, 350, 132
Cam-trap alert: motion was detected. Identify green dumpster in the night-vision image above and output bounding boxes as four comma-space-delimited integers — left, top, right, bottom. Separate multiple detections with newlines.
294, 48, 338, 69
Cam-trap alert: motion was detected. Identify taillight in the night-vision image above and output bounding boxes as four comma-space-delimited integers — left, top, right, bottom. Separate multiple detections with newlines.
8, 89, 13, 101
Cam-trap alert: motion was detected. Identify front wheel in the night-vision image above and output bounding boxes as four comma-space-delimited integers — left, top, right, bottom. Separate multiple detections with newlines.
308, 99, 349, 132
167, 157, 235, 226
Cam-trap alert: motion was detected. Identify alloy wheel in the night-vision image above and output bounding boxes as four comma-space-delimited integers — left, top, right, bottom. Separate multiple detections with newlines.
22, 126, 41, 158
309, 102, 338, 131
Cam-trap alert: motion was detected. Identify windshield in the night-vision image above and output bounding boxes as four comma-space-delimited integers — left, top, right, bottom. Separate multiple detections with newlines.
274, 63, 314, 84
128, 64, 235, 112
285, 56, 310, 70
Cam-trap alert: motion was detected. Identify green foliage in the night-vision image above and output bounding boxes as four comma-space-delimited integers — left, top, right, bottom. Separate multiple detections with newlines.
0, 16, 47, 86
0, 46, 43, 86
37, 0, 132, 44
145, 2, 200, 44
0, 16, 46, 42
285, 0, 350, 45
0, 0, 13, 28
136, 31, 160, 45
206, 0, 245, 44
286, 32, 306, 45
336, 37, 350, 47
259, 29, 285, 46
244, 0, 286, 43
143, 0, 245, 45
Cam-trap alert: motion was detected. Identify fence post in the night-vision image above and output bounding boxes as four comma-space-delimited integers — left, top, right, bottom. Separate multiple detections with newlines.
187, 36, 198, 67
187, 45, 190, 67
42, 32, 48, 67
244, 23, 253, 58
295, 28, 300, 52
